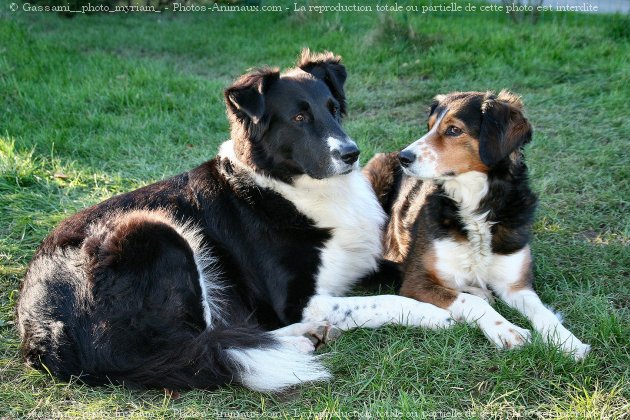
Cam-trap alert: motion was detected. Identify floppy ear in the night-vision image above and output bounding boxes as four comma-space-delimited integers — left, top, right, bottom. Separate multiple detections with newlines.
224, 67, 280, 124
479, 90, 532, 166
297, 48, 347, 115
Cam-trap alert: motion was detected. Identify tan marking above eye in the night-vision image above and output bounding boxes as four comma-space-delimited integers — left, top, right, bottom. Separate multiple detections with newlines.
440, 117, 465, 132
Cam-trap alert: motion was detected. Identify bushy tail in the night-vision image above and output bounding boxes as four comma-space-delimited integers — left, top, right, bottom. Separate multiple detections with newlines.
95, 326, 330, 392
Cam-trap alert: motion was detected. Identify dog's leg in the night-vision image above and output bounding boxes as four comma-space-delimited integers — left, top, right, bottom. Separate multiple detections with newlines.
486, 247, 590, 360
447, 292, 531, 349
493, 287, 590, 360
302, 294, 455, 331
400, 277, 530, 350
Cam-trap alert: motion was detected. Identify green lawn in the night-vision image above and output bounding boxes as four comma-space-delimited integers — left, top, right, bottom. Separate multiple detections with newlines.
1, 3, 629, 418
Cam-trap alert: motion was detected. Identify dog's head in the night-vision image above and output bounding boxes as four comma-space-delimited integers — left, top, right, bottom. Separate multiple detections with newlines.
398, 90, 532, 180
224, 49, 359, 182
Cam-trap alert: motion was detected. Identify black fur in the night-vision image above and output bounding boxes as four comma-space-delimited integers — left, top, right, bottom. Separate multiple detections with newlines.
225, 50, 355, 183
357, 259, 403, 292
16, 50, 365, 390
18, 156, 328, 389
415, 155, 537, 255
479, 94, 533, 167
479, 157, 537, 254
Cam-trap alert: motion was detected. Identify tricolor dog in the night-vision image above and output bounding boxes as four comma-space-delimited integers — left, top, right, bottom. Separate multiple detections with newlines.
17, 50, 453, 392
364, 91, 590, 360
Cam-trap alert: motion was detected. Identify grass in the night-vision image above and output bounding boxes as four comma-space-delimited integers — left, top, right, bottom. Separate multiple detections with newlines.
1, 2, 629, 418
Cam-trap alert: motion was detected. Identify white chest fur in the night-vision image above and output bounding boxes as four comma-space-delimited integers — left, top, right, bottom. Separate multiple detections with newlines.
435, 172, 527, 292
218, 141, 386, 296
277, 172, 386, 295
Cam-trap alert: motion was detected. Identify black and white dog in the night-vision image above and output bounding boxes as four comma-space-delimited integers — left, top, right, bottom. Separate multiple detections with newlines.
17, 50, 453, 392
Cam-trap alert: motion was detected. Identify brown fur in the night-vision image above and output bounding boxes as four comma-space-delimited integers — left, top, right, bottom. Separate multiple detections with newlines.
366, 92, 590, 359
399, 266, 459, 309
424, 110, 490, 177
383, 179, 435, 263
362, 152, 400, 210
367, 90, 535, 307
397, 217, 458, 308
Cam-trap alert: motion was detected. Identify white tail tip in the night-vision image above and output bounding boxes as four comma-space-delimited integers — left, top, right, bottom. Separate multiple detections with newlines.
227, 344, 330, 392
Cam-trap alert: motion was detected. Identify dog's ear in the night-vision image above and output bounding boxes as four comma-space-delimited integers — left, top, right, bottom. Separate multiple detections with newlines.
224, 67, 280, 124
297, 48, 347, 115
479, 90, 532, 167
429, 94, 446, 116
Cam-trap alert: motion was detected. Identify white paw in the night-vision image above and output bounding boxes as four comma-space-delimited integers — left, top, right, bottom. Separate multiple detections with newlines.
483, 321, 531, 350
278, 336, 316, 354
570, 342, 591, 361
534, 318, 591, 361
551, 335, 591, 361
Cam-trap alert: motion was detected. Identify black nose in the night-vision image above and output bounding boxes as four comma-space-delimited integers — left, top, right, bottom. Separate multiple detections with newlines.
398, 150, 416, 167
340, 144, 360, 165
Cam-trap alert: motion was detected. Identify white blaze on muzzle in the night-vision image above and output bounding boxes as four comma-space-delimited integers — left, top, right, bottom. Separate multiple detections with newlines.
327, 136, 360, 174
401, 109, 448, 179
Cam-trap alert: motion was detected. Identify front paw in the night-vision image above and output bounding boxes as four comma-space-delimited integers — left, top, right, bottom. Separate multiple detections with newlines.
483, 321, 531, 350
570, 342, 591, 361
550, 334, 591, 361
535, 318, 591, 361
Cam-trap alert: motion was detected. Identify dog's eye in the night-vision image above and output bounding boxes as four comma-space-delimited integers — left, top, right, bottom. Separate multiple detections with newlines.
329, 103, 337, 115
292, 113, 305, 122
445, 126, 462, 136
